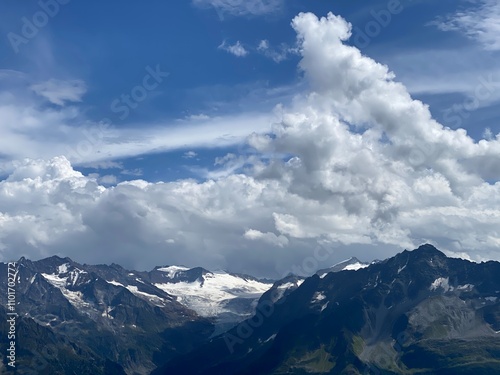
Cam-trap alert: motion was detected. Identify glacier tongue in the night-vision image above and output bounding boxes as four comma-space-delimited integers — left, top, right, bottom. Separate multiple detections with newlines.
154, 270, 272, 317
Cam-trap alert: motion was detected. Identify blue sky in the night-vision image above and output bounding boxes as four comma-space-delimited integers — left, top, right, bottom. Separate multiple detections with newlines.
1, 0, 497, 183
1, 0, 500, 276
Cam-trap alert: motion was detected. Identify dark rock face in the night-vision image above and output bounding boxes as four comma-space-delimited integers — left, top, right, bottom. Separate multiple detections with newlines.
156, 245, 500, 375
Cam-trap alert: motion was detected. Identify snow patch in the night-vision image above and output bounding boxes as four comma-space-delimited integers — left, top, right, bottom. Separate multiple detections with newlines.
41, 273, 91, 309
456, 284, 474, 291
125, 285, 165, 305
107, 280, 125, 287
58, 263, 69, 274
101, 306, 114, 319
344, 263, 368, 271
430, 277, 453, 292
272, 280, 303, 301
312, 292, 326, 303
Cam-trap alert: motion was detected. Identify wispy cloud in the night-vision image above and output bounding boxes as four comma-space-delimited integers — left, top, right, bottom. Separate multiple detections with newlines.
218, 40, 249, 57
433, 0, 500, 51
30, 79, 87, 106
183, 151, 198, 159
257, 39, 297, 62
192, 0, 283, 17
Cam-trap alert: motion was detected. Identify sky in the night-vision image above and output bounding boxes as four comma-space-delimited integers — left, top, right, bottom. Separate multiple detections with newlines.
0, 0, 500, 278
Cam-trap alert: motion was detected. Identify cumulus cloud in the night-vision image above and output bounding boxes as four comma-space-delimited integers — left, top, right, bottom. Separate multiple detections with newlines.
30, 79, 87, 106
192, 0, 283, 17
218, 40, 249, 57
1, 13, 500, 276
433, 0, 500, 51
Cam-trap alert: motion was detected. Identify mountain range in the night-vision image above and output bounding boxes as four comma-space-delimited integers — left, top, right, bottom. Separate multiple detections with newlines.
1, 245, 499, 374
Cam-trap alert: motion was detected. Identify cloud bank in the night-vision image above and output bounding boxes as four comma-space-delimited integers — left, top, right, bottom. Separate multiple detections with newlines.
1, 13, 500, 277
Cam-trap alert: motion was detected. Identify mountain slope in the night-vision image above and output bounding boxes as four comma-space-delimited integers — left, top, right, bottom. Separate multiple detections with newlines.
0, 256, 275, 374
0, 256, 214, 374
155, 245, 500, 375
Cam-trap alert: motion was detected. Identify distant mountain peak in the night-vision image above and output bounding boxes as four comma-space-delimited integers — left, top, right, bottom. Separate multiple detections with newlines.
316, 256, 369, 277
413, 243, 446, 256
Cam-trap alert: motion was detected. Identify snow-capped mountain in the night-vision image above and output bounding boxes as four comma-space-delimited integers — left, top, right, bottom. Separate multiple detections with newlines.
157, 245, 500, 375
4, 245, 499, 375
0, 256, 275, 373
316, 256, 370, 277
0, 256, 215, 374
135, 265, 274, 334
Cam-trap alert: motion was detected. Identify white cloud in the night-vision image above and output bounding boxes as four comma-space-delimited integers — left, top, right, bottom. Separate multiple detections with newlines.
183, 151, 198, 159
433, 0, 500, 51
192, 0, 283, 17
483, 127, 494, 140
2, 13, 500, 277
99, 174, 118, 185
383, 48, 500, 97
258, 39, 269, 50
30, 79, 87, 106
257, 39, 297, 62
218, 40, 249, 57
185, 113, 210, 121
244, 229, 289, 247
0, 80, 273, 166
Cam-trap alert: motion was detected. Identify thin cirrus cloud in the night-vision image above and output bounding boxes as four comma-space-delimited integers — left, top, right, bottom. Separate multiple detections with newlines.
30, 78, 88, 106
1, 13, 500, 277
0, 103, 273, 169
0, 66, 275, 169
257, 39, 297, 62
192, 0, 283, 17
433, 0, 500, 51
